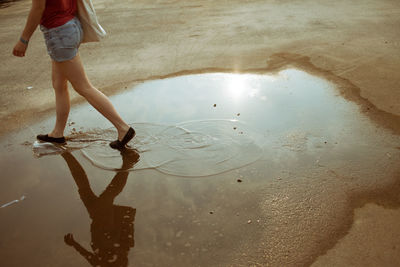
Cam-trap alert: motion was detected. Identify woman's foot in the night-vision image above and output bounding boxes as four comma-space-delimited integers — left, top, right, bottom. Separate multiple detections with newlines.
110, 127, 135, 149
37, 134, 66, 144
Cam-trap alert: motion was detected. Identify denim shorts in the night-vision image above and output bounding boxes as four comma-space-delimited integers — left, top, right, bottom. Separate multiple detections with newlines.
40, 17, 83, 62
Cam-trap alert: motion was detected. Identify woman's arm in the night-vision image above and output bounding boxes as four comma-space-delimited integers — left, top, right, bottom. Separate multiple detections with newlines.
13, 0, 46, 57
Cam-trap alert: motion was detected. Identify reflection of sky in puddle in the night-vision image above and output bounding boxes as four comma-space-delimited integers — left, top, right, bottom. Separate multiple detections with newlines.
35, 69, 371, 176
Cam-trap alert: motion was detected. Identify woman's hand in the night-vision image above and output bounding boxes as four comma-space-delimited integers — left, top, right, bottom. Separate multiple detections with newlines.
13, 0, 45, 58
13, 40, 28, 57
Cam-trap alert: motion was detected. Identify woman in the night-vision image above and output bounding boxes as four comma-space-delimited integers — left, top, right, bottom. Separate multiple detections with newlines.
12, 0, 135, 149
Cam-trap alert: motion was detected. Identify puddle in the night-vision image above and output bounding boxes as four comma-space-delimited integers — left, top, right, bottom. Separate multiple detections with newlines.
32, 69, 385, 176
1, 68, 399, 266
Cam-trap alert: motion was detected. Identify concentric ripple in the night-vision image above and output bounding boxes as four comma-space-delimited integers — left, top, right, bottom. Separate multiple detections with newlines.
80, 120, 264, 177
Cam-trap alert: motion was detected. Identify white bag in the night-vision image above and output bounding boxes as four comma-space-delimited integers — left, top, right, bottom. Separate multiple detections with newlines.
76, 0, 106, 43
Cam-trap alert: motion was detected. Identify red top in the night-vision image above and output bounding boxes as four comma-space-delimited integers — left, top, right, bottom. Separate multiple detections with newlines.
41, 0, 77, 29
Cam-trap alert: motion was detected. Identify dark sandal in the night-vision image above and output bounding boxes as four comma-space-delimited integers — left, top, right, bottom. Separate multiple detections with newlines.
37, 134, 66, 144
109, 127, 135, 149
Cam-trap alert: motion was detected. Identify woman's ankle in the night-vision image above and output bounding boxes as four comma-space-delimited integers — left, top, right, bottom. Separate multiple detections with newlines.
117, 124, 130, 140
49, 130, 65, 138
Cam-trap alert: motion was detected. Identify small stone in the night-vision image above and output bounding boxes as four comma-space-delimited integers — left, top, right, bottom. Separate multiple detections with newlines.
26, 86, 33, 90
209, 211, 214, 214
176, 230, 183, 238
237, 113, 240, 116
233, 127, 237, 130
237, 179, 242, 183
213, 104, 217, 107
247, 220, 252, 224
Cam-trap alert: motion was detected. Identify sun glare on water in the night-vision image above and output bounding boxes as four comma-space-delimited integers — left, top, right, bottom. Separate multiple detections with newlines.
224, 74, 265, 102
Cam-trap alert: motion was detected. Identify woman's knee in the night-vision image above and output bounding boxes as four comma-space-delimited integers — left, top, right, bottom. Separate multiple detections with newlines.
72, 83, 95, 98
52, 78, 68, 92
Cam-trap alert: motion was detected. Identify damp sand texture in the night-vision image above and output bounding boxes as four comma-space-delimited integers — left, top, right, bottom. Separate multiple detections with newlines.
1, 69, 400, 266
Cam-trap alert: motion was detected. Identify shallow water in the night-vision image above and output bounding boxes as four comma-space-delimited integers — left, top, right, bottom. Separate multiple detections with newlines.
30, 70, 368, 175
1, 69, 399, 266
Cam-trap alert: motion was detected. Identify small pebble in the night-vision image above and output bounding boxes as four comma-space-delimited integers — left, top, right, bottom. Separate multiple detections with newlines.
247, 220, 252, 224
233, 127, 237, 130
209, 211, 214, 214
237, 113, 240, 116
176, 230, 183, 238
237, 179, 242, 183
213, 104, 217, 107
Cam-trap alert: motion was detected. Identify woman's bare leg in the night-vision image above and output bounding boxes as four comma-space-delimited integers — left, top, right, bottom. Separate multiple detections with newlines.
53, 54, 130, 140
49, 60, 70, 138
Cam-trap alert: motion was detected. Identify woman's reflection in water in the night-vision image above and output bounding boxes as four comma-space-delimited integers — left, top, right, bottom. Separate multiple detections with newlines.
61, 148, 140, 266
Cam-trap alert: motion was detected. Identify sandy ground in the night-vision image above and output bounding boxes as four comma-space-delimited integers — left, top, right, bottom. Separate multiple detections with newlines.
1, 0, 400, 266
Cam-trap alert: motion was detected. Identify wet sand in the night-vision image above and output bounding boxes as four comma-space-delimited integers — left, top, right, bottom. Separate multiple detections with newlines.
1, 0, 400, 266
